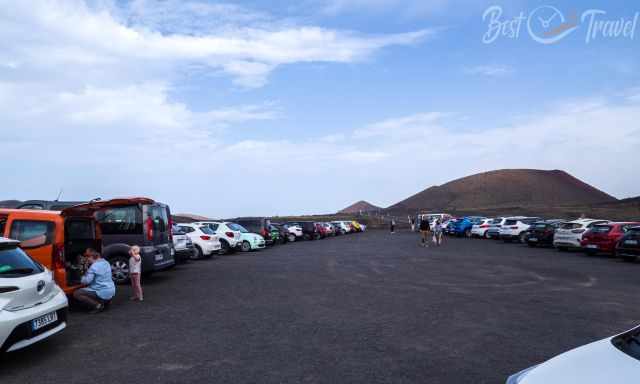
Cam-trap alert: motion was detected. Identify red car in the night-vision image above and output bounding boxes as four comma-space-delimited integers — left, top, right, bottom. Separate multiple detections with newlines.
581, 222, 640, 255
315, 222, 328, 238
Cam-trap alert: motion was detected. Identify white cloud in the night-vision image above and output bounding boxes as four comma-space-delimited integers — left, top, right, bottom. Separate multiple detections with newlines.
464, 64, 514, 77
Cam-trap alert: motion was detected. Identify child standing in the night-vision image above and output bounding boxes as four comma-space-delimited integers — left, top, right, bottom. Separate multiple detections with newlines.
129, 245, 143, 301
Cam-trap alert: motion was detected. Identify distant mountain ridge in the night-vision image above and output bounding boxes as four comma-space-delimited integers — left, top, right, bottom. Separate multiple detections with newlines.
338, 200, 381, 214
387, 169, 616, 213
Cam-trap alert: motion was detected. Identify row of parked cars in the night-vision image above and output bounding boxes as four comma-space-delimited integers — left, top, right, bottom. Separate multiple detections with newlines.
0, 197, 365, 353
425, 214, 640, 260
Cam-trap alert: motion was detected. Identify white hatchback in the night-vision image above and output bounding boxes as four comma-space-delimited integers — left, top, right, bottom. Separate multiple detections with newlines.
506, 325, 640, 383
471, 218, 494, 238
194, 222, 242, 254
553, 219, 609, 250
175, 224, 221, 259
0, 238, 68, 352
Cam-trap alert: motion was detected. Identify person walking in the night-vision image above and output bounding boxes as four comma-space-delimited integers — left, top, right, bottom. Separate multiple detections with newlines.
73, 248, 116, 313
410, 217, 416, 232
129, 245, 143, 301
390, 219, 396, 234
419, 217, 430, 247
433, 219, 443, 246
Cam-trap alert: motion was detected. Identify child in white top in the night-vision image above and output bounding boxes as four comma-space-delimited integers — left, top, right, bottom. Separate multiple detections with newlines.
129, 245, 143, 301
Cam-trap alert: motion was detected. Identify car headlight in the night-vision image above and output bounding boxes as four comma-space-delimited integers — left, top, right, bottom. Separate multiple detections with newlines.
506, 365, 538, 384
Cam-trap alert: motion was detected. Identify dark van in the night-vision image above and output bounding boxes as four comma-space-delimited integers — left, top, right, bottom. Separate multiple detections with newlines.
66, 198, 175, 284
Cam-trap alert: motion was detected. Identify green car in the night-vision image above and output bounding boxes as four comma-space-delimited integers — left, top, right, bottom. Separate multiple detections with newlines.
228, 223, 267, 252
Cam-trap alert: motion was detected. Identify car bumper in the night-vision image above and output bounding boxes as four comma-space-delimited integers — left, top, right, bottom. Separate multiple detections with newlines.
0, 290, 68, 352
202, 242, 222, 255
553, 237, 581, 248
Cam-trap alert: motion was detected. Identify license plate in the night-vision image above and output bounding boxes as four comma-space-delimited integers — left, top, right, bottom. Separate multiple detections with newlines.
586, 244, 598, 249
529, 238, 538, 242
32, 311, 58, 331
625, 240, 639, 245
155, 253, 164, 261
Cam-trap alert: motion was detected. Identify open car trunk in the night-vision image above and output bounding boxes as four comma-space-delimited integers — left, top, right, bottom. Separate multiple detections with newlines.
63, 217, 101, 287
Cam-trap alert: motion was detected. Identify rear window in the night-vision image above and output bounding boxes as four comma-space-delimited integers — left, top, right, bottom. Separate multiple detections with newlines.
150, 205, 169, 234
534, 223, 548, 229
490, 219, 502, 224
9, 220, 55, 248
504, 220, 517, 225
522, 218, 539, 224
96, 205, 142, 235
199, 226, 214, 235
591, 225, 612, 233
0, 245, 44, 277
560, 222, 582, 230
228, 223, 248, 233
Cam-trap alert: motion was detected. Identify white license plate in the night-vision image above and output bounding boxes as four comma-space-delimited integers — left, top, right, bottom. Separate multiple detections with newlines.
155, 253, 164, 261
32, 311, 58, 331
529, 238, 538, 242
625, 240, 639, 245
586, 244, 598, 249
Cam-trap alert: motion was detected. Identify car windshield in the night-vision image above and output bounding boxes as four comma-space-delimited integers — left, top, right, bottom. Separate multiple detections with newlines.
228, 223, 248, 233
199, 226, 215, 235
0, 245, 44, 278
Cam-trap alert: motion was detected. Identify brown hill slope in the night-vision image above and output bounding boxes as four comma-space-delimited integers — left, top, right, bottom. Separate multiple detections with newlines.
388, 169, 617, 213
339, 200, 381, 214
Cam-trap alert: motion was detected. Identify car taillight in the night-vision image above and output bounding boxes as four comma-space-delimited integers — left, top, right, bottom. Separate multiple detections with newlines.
226, 231, 234, 238
261, 228, 268, 237
52, 243, 65, 270
480, 224, 490, 228
200, 235, 211, 240
147, 217, 154, 241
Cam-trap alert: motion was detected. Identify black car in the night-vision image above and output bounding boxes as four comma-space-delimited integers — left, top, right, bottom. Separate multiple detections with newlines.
526, 220, 565, 247
233, 217, 274, 245
285, 221, 319, 240
617, 226, 640, 261
270, 223, 291, 243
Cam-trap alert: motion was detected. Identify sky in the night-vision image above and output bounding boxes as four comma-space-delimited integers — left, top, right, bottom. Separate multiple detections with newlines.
1, 0, 639, 217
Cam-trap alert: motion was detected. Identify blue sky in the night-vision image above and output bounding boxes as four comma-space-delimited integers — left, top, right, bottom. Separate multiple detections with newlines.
1, 0, 639, 217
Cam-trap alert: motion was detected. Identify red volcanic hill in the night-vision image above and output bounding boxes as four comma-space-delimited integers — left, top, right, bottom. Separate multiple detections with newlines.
338, 200, 381, 214
388, 169, 617, 213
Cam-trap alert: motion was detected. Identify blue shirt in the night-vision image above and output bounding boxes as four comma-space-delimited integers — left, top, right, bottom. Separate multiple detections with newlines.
81, 259, 116, 300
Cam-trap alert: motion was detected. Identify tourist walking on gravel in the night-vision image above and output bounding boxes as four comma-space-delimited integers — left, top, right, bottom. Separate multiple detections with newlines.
390, 219, 396, 234
433, 219, 443, 246
419, 217, 430, 247
129, 245, 143, 301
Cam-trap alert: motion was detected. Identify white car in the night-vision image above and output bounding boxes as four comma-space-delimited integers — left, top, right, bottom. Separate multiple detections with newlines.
506, 325, 640, 383
282, 223, 303, 241
471, 218, 494, 238
332, 221, 352, 234
1, 238, 68, 352
194, 221, 242, 254
553, 219, 609, 250
171, 225, 194, 262
175, 223, 221, 259
499, 217, 541, 243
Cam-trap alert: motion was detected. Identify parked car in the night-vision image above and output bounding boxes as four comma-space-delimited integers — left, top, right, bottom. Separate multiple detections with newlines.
0, 237, 69, 353
470, 218, 494, 238
485, 217, 507, 239
351, 221, 363, 232
322, 222, 336, 236
445, 219, 458, 235
499, 217, 540, 243
505, 324, 640, 383
315, 222, 328, 238
273, 223, 302, 242
580, 222, 640, 256
553, 219, 609, 251
171, 225, 194, 263
526, 220, 565, 247
615, 226, 640, 261
286, 221, 319, 240
331, 221, 351, 235
451, 217, 486, 237
195, 222, 242, 254
175, 223, 221, 259
226, 223, 266, 251
233, 218, 274, 245
269, 224, 285, 244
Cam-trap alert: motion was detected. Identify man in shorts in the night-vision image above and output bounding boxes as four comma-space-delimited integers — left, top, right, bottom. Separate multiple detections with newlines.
419, 217, 431, 247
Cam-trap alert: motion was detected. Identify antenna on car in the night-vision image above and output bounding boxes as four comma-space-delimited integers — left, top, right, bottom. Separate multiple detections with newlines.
55, 188, 63, 202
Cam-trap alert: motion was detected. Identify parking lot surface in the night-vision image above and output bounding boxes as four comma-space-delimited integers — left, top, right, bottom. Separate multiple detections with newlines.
2, 230, 639, 383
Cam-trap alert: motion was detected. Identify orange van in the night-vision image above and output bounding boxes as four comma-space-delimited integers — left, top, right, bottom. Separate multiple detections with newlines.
0, 207, 101, 295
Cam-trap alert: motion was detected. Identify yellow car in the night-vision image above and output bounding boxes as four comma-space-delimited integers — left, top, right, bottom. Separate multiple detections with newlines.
351, 221, 363, 232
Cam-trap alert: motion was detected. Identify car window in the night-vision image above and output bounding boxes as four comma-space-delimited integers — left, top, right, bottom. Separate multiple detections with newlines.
504, 220, 517, 225
0, 245, 44, 277
522, 218, 538, 224
560, 222, 581, 230
228, 223, 248, 233
96, 205, 142, 235
9, 220, 55, 248
199, 226, 214, 235
66, 220, 95, 239
150, 205, 168, 234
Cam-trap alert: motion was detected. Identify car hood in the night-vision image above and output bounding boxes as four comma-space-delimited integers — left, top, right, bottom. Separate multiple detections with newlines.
521, 338, 640, 383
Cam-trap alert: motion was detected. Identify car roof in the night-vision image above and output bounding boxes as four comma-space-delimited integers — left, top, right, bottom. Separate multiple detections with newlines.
567, 218, 608, 224
61, 197, 156, 216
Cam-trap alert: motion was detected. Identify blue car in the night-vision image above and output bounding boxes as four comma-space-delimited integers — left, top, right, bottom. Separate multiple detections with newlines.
451, 216, 486, 237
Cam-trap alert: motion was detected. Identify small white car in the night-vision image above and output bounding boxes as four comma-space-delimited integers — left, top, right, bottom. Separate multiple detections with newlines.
175, 223, 221, 259
499, 217, 541, 243
194, 222, 242, 254
171, 225, 194, 263
0, 238, 68, 352
506, 325, 640, 383
332, 221, 352, 234
282, 224, 303, 241
553, 219, 609, 250
471, 218, 494, 238
226, 223, 266, 252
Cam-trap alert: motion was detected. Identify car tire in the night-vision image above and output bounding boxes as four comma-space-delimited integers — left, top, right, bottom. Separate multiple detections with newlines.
483, 231, 490, 239
557, 246, 567, 252
287, 233, 296, 242
192, 245, 203, 260
241, 241, 252, 252
219, 240, 230, 256
519, 232, 527, 243
109, 255, 130, 284
314, 233, 322, 240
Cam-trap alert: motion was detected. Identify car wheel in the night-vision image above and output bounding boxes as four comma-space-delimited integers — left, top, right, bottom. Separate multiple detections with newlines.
557, 246, 567, 252
192, 245, 203, 260
314, 233, 321, 240
483, 231, 490, 239
241, 241, 252, 252
287, 233, 296, 242
519, 232, 527, 243
219, 240, 230, 255
110, 255, 130, 284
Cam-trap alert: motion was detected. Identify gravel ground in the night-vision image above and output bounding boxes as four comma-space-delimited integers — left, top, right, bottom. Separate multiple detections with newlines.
2, 230, 639, 383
